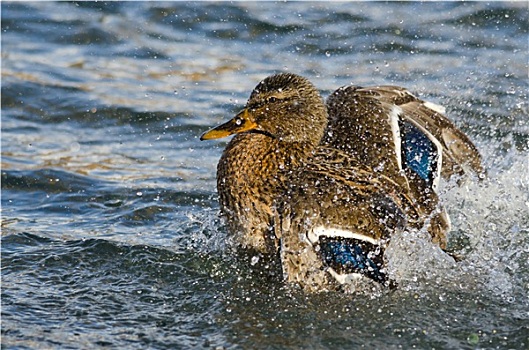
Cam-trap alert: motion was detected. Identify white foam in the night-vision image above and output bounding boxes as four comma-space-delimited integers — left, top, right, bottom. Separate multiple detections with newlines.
384, 146, 528, 299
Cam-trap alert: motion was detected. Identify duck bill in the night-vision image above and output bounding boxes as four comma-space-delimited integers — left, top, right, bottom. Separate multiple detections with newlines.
200, 109, 258, 140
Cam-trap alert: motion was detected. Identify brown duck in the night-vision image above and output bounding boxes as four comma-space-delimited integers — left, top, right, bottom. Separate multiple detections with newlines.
201, 73, 483, 291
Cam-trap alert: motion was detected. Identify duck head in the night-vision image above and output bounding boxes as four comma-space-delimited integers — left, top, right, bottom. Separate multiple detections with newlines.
201, 73, 328, 147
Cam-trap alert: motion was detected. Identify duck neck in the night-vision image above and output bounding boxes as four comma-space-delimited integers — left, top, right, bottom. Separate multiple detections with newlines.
228, 133, 314, 184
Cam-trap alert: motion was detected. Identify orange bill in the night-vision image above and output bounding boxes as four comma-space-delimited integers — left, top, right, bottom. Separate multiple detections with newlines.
200, 109, 258, 140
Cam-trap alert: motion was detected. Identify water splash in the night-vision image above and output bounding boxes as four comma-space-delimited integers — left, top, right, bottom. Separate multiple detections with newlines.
385, 146, 528, 305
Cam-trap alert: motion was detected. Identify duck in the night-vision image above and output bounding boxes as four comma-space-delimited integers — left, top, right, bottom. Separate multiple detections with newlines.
200, 73, 483, 291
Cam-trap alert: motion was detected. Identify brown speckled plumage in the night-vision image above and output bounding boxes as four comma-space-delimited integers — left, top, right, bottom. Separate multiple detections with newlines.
201, 73, 483, 291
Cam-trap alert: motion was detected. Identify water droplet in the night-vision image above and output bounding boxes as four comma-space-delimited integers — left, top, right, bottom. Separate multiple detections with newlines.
250, 256, 259, 266
467, 333, 479, 345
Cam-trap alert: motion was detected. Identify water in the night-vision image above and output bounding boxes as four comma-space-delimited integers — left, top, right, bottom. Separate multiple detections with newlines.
1, 2, 528, 349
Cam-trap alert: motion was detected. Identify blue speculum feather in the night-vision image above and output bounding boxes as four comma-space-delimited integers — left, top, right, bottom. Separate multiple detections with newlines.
400, 120, 438, 186
319, 238, 386, 283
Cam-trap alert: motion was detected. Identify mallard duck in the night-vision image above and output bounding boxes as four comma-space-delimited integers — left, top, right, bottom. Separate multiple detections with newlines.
201, 73, 483, 291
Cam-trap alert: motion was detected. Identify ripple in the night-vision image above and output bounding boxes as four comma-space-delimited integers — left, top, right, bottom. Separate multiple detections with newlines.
1, 233, 233, 348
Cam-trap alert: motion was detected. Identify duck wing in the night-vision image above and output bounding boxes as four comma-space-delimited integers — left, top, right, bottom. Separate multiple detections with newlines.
275, 147, 422, 290
324, 85, 485, 182
325, 85, 454, 250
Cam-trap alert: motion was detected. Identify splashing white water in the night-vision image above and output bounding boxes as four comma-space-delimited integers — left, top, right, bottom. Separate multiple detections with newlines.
386, 146, 528, 301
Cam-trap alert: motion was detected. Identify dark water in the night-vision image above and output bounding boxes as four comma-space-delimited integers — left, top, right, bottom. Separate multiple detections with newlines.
2, 2, 528, 349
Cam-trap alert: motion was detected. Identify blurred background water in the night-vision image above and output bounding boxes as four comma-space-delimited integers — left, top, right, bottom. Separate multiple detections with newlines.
1, 2, 528, 349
